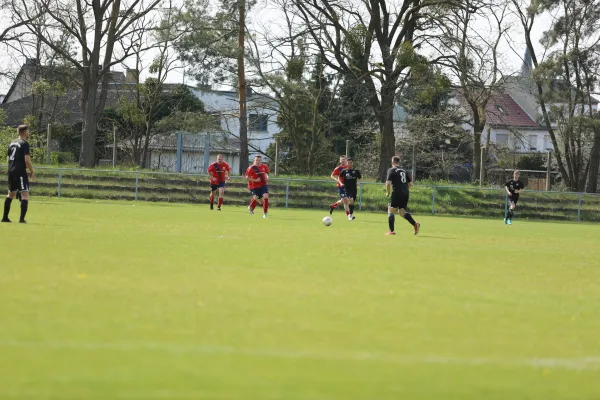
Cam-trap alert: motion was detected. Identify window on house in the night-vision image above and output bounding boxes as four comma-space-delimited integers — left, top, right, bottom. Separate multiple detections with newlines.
544, 135, 553, 151
496, 104, 508, 116
249, 114, 269, 131
529, 135, 537, 151
496, 133, 509, 147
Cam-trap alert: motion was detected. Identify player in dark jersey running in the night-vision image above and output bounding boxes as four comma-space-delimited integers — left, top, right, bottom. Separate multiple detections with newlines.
2, 125, 35, 223
329, 155, 348, 214
385, 156, 419, 235
504, 170, 525, 225
207, 154, 231, 210
338, 158, 361, 220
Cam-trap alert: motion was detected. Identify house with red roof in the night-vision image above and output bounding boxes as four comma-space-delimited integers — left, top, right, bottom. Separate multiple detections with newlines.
452, 89, 554, 154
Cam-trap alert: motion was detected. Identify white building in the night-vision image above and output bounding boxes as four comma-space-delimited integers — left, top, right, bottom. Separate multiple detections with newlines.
191, 87, 281, 165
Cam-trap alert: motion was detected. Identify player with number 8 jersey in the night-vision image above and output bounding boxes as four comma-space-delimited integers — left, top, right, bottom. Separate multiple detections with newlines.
385, 156, 419, 235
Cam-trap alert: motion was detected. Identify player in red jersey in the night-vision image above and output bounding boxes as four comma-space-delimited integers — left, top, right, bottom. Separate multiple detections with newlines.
245, 155, 270, 218
207, 154, 231, 210
329, 155, 348, 215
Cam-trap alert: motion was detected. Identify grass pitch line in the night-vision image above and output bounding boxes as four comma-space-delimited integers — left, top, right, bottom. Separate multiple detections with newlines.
2, 340, 599, 371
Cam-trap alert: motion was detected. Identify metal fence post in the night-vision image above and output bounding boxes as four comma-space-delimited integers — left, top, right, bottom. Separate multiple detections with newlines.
578, 192, 582, 222
57, 169, 62, 198
359, 183, 363, 210
135, 172, 140, 201
285, 179, 290, 208
203, 133, 210, 173
176, 131, 183, 173
432, 186, 436, 214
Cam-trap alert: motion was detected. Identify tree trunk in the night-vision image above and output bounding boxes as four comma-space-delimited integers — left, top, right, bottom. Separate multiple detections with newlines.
472, 109, 484, 182
586, 131, 600, 193
80, 83, 98, 167
237, 0, 249, 175
473, 132, 481, 182
377, 90, 395, 182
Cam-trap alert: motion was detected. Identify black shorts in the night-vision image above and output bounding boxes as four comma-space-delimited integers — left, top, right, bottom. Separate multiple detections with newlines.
8, 171, 29, 193
210, 182, 226, 191
344, 190, 357, 201
250, 187, 264, 199
389, 193, 409, 209
509, 193, 519, 205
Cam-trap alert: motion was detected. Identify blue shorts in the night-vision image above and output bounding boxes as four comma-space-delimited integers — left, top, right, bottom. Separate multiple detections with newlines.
250, 187, 265, 198
210, 182, 226, 191
338, 187, 346, 198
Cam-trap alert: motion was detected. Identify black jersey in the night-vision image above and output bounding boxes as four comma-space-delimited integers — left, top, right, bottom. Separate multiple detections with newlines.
8, 138, 30, 173
386, 167, 412, 196
339, 169, 361, 192
505, 179, 524, 194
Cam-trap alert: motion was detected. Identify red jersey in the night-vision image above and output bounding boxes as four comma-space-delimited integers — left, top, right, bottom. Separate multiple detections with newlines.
246, 165, 263, 189
257, 164, 270, 186
207, 161, 230, 184
332, 164, 347, 187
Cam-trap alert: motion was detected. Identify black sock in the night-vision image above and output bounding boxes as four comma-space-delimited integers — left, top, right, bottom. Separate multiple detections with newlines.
3, 198, 12, 220
508, 210, 514, 220
349, 205, 354, 214
388, 213, 395, 232
20, 200, 28, 221
404, 212, 416, 226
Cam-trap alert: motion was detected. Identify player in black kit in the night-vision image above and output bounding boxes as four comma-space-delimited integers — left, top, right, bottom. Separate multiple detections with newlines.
338, 158, 361, 221
385, 156, 420, 235
2, 125, 35, 223
504, 170, 524, 225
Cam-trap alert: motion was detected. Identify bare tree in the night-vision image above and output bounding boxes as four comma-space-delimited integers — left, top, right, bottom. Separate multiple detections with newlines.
432, 0, 510, 182
10, 0, 164, 166
291, 0, 471, 181
511, 0, 600, 191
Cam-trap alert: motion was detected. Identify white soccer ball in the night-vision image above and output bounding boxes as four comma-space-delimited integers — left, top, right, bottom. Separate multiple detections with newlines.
322, 216, 332, 226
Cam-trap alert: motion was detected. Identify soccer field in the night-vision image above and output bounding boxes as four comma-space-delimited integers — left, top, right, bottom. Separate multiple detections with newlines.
1, 199, 600, 400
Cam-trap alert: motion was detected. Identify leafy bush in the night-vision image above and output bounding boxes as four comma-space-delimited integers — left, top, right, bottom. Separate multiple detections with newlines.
50, 152, 76, 165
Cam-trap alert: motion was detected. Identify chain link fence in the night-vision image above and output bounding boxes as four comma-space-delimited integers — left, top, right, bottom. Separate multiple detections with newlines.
3, 166, 599, 223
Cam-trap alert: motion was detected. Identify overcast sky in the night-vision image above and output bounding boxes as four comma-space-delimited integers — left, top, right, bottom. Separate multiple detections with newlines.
0, 1, 554, 94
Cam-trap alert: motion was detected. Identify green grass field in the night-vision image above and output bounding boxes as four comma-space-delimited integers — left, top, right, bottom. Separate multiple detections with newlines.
1, 199, 600, 400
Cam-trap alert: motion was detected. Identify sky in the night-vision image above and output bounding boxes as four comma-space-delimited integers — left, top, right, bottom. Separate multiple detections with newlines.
0, 1, 554, 94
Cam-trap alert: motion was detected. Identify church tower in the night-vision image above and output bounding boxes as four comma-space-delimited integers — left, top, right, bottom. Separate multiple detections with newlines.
520, 46, 533, 77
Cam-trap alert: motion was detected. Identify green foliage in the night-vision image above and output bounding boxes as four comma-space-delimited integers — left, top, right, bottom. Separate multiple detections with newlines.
50, 151, 76, 165
517, 153, 547, 171
0, 110, 15, 155
285, 57, 305, 81
400, 65, 471, 180
267, 55, 337, 176
176, 0, 255, 85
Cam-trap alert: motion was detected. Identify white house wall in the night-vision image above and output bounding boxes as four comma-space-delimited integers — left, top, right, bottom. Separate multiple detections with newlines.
150, 150, 240, 174
489, 127, 551, 152
192, 89, 281, 162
